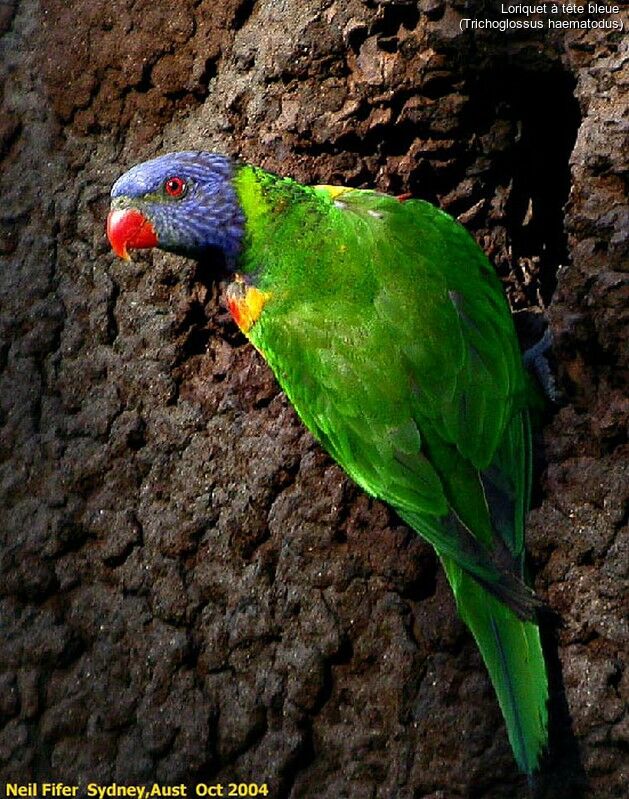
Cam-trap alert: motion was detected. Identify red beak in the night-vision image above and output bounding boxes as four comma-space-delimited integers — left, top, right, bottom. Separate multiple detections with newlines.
106, 208, 158, 260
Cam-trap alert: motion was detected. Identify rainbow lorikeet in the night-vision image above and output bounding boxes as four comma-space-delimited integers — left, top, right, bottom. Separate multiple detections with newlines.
107, 152, 549, 774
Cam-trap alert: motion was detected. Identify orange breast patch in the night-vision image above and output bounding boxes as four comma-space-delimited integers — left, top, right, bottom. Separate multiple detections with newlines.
226, 277, 271, 334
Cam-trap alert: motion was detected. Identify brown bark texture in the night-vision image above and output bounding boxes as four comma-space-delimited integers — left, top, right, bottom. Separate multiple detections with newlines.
0, 1, 627, 797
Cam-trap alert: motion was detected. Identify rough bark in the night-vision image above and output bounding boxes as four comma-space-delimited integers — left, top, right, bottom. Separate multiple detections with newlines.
0, 1, 627, 797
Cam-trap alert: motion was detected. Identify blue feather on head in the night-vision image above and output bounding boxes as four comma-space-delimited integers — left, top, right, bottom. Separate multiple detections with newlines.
108, 151, 245, 263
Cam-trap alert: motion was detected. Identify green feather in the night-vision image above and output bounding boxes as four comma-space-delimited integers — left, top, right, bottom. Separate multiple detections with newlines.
442, 557, 548, 773
230, 165, 549, 772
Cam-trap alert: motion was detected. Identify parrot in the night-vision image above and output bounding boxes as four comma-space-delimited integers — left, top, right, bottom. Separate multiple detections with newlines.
106, 151, 549, 775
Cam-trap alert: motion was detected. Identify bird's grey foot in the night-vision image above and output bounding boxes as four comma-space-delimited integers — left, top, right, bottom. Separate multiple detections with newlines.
523, 328, 561, 403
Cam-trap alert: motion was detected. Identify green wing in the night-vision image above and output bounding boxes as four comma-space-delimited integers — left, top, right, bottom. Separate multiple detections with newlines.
249, 188, 531, 606
242, 184, 548, 772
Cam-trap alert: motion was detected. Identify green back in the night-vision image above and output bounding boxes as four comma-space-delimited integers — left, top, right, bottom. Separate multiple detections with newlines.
233, 166, 530, 595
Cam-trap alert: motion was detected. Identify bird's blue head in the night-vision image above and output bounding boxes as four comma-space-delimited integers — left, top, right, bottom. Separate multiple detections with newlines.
107, 151, 244, 264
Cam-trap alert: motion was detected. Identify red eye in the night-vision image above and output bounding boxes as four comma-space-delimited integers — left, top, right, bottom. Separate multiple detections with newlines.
164, 176, 186, 197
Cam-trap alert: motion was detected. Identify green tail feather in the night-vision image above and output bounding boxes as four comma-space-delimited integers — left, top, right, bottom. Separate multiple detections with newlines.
442, 556, 548, 774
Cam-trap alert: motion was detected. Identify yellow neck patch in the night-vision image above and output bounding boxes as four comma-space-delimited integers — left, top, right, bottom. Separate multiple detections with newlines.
314, 184, 352, 201
226, 276, 271, 334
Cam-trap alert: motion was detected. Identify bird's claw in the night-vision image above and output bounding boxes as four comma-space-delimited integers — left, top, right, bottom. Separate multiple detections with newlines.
523, 328, 562, 404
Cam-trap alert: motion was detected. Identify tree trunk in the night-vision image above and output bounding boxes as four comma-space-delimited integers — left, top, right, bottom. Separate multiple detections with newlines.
0, 1, 626, 797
